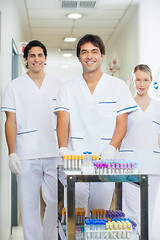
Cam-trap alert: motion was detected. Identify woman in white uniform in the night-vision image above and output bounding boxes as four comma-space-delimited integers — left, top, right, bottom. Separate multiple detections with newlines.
119, 64, 160, 239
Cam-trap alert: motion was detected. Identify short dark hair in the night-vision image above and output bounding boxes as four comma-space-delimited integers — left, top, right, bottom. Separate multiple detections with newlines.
23, 40, 47, 60
76, 34, 105, 57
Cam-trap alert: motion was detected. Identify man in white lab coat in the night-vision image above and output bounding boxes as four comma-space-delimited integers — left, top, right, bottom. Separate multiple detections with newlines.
54, 34, 137, 211
1, 40, 61, 240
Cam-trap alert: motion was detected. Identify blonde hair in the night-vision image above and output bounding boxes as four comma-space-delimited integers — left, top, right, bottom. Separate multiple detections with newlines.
133, 64, 152, 80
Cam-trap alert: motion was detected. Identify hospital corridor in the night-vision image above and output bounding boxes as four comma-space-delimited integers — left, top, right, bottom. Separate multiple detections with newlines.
1, 0, 160, 240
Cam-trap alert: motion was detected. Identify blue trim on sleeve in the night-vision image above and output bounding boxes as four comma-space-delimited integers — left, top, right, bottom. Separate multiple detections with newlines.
17, 130, 37, 135
100, 138, 112, 141
98, 101, 117, 104
54, 129, 56, 132
152, 121, 160, 126
117, 105, 137, 113
119, 150, 134, 152
153, 151, 160, 154
54, 107, 69, 111
71, 136, 83, 140
1, 107, 16, 111
52, 98, 56, 101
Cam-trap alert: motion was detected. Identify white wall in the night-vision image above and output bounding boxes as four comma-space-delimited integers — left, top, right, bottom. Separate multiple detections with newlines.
0, 0, 31, 239
106, 0, 160, 97
106, 1, 139, 94
46, 48, 108, 83
46, 49, 82, 82
138, 0, 160, 72
138, 0, 160, 98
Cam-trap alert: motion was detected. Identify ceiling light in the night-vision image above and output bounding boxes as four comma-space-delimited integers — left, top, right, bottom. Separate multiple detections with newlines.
63, 53, 73, 57
64, 37, 77, 42
67, 13, 82, 19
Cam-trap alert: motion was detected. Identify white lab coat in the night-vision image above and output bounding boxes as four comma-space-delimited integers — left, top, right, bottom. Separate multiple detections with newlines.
119, 99, 160, 238
55, 73, 137, 211
1, 73, 61, 160
1, 73, 62, 240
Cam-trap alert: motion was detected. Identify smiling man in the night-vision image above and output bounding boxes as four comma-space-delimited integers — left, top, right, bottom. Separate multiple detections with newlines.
1, 40, 62, 240
55, 34, 137, 212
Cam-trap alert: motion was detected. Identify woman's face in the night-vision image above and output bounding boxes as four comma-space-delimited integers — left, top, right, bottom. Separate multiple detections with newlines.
132, 69, 152, 96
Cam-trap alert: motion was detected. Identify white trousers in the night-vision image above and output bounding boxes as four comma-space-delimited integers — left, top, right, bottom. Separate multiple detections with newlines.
17, 157, 61, 240
122, 175, 160, 239
151, 182, 160, 240
64, 182, 90, 216
89, 183, 115, 210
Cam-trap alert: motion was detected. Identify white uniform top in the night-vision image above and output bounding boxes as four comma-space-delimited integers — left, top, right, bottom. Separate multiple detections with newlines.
120, 98, 160, 174
54, 73, 137, 155
1, 73, 61, 160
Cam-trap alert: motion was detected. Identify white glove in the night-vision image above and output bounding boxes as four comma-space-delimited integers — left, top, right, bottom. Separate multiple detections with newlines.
9, 153, 22, 175
59, 147, 75, 157
100, 145, 117, 160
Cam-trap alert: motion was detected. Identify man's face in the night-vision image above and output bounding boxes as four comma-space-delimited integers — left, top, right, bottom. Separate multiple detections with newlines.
78, 42, 104, 74
25, 46, 47, 73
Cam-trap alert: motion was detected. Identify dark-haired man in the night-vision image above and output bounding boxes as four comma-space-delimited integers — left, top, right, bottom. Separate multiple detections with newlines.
1, 40, 61, 240
55, 34, 137, 210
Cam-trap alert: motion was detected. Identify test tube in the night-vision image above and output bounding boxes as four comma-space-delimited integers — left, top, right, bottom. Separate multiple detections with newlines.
113, 221, 118, 239
94, 163, 99, 175
63, 155, 68, 170
82, 208, 85, 224
123, 161, 127, 174
77, 208, 81, 225
111, 162, 115, 174
74, 155, 78, 170
92, 155, 96, 162
119, 161, 124, 174
67, 155, 71, 170
115, 162, 120, 174
92, 209, 96, 219
71, 155, 75, 170
134, 162, 138, 173
97, 209, 100, 219
85, 219, 91, 239
96, 220, 101, 239
117, 221, 122, 239
62, 207, 66, 224
78, 155, 83, 170
126, 221, 132, 239
121, 220, 127, 239
105, 222, 110, 239
107, 161, 111, 174
99, 163, 104, 174
109, 221, 113, 239
103, 163, 108, 175
100, 220, 106, 239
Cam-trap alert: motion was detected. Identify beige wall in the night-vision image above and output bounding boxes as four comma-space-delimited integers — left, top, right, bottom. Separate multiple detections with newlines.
105, 1, 139, 94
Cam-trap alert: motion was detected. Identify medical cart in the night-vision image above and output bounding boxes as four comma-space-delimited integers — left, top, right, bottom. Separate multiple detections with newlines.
57, 166, 148, 240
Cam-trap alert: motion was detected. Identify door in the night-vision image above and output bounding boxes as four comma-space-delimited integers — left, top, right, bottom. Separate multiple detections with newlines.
11, 39, 19, 230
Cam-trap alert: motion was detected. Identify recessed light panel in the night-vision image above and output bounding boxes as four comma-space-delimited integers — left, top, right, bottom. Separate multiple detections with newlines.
64, 37, 77, 42
67, 13, 82, 19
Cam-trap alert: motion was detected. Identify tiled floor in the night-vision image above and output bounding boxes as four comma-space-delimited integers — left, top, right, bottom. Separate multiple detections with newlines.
11, 226, 24, 240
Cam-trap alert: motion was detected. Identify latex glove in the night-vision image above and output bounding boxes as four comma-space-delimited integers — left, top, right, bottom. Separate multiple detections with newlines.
59, 147, 75, 157
9, 153, 22, 175
100, 145, 117, 160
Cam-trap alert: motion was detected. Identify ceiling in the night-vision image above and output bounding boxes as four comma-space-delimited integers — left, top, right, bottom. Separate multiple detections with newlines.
25, 0, 133, 51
